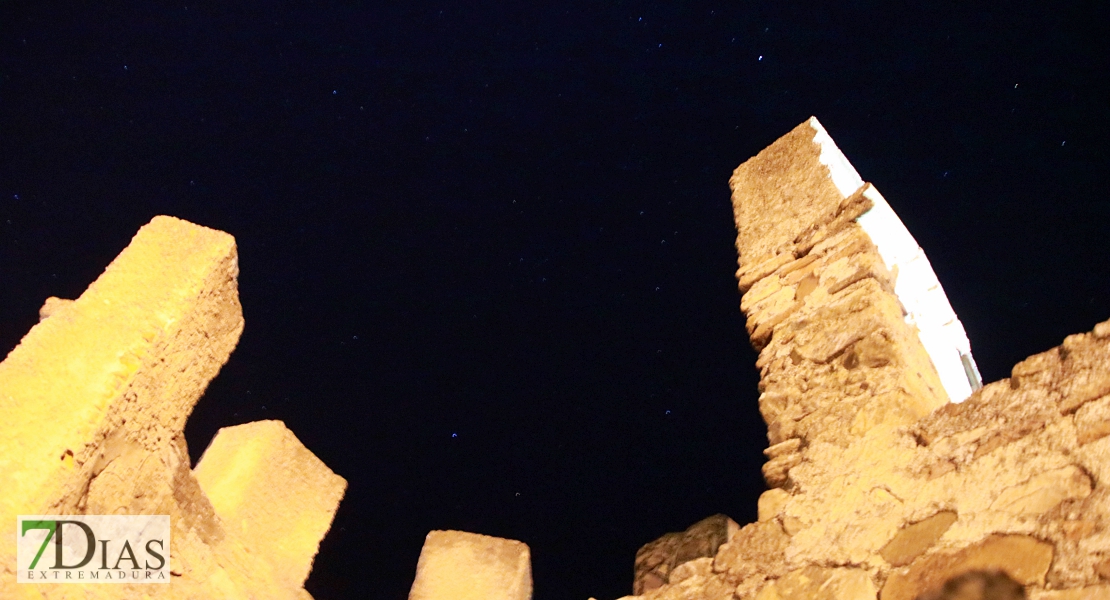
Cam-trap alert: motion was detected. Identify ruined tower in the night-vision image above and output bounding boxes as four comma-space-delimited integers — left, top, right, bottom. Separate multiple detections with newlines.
626, 118, 1110, 600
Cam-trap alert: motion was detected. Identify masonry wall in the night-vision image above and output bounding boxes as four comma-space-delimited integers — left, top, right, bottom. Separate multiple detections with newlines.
619, 119, 1110, 600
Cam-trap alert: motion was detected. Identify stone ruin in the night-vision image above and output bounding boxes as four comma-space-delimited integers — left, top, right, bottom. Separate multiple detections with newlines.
619, 118, 1110, 600
0, 216, 346, 599
2, 118, 1109, 600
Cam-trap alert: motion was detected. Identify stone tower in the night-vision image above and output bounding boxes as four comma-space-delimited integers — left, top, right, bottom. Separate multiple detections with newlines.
624, 118, 1110, 600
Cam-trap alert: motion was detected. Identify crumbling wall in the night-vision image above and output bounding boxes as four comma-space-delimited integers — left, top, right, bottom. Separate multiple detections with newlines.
633, 515, 739, 595
0, 216, 345, 599
619, 119, 1110, 600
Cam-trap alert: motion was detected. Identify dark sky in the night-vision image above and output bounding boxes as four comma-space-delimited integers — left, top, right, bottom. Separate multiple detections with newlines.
2, 2, 1108, 599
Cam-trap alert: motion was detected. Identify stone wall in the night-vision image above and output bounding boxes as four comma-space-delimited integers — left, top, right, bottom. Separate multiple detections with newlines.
617, 119, 1110, 600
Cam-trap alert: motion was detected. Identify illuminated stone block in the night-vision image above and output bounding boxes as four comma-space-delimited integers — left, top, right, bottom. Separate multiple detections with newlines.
0, 216, 344, 599
194, 420, 347, 589
409, 530, 532, 600
0, 216, 245, 592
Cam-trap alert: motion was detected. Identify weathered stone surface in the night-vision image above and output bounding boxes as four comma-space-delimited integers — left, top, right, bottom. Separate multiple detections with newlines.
1074, 395, 1110, 445
633, 514, 738, 595
915, 570, 1025, 600
37, 296, 74, 321
668, 557, 714, 585
758, 489, 791, 523
988, 466, 1091, 516
616, 560, 735, 600
879, 510, 958, 567
620, 120, 1110, 600
881, 535, 1053, 600
714, 520, 790, 597
194, 420, 347, 590
1030, 585, 1110, 600
408, 530, 532, 600
729, 118, 866, 269
0, 216, 344, 599
754, 566, 876, 600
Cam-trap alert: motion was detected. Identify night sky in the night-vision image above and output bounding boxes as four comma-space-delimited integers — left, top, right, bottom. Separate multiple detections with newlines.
2, 2, 1109, 599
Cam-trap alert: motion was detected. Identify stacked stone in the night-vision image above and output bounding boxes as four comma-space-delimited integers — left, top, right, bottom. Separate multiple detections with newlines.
732, 119, 951, 457
632, 515, 739, 595
408, 530, 533, 600
615, 119, 1110, 600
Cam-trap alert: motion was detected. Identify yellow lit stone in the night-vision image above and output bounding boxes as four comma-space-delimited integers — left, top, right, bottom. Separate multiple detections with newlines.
880, 534, 1053, 600
879, 510, 957, 567
0, 216, 344, 599
755, 566, 876, 600
758, 489, 791, 522
194, 420, 347, 589
408, 530, 532, 600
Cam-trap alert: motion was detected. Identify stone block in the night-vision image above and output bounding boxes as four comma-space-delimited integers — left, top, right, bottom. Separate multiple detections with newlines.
729, 117, 863, 268
408, 530, 532, 600
754, 566, 876, 600
879, 510, 957, 567
632, 514, 738, 595
758, 489, 790, 522
988, 465, 1091, 516
880, 535, 1053, 600
0, 216, 344, 599
714, 520, 790, 592
0, 216, 245, 592
194, 420, 348, 589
